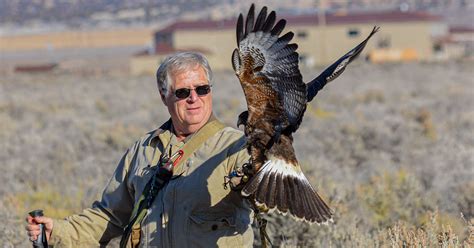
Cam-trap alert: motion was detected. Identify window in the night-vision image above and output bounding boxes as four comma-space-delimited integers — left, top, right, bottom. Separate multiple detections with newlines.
299, 54, 314, 67
433, 43, 443, 53
377, 36, 391, 48
347, 28, 360, 37
154, 32, 172, 45
299, 54, 307, 63
297, 31, 308, 39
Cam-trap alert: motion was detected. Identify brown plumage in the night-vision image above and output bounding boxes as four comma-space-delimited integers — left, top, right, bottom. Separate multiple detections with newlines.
232, 4, 378, 223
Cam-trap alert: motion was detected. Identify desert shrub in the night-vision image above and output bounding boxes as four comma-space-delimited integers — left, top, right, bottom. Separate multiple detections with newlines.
3, 186, 85, 219
414, 108, 437, 140
97, 122, 146, 150
307, 104, 336, 119
95, 99, 109, 115
356, 169, 434, 228
385, 211, 471, 248
355, 89, 386, 104
451, 182, 474, 221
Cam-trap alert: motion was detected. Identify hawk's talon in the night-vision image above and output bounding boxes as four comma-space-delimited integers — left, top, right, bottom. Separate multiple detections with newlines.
224, 167, 249, 191
242, 161, 254, 176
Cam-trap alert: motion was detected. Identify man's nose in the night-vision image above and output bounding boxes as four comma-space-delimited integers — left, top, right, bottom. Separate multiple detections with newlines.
187, 89, 199, 102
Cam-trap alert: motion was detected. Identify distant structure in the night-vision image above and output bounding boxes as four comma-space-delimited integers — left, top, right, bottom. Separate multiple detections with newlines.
0, 28, 153, 51
14, 63, 58, 73
130, 10, 449, 75
439, 26, 474, 60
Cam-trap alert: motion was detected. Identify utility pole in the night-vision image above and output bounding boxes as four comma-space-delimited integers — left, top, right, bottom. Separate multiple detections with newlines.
144, 0, 152, 25
317, 0, 327, 65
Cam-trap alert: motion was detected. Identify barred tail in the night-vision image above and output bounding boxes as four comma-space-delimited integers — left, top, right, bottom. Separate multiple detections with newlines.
242, 159, 333, 224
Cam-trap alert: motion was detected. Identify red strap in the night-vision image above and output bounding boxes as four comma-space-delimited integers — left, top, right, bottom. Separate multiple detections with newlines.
172, 150, 184, 167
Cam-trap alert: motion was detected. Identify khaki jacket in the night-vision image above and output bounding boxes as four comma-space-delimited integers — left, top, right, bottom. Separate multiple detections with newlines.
49, 118, 253, 247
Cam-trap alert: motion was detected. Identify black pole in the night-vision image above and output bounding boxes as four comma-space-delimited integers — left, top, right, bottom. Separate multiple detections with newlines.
28, 210, 48, 248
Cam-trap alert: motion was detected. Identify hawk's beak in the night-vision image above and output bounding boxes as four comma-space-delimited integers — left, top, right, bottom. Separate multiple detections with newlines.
237, 111, 249, 128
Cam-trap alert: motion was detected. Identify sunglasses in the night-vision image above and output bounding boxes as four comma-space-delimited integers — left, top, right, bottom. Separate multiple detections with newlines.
174, 85, 212, 99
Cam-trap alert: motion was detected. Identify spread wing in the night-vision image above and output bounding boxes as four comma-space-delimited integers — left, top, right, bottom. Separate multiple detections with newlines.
232, 4, 307, 131
306, 26, 379, 102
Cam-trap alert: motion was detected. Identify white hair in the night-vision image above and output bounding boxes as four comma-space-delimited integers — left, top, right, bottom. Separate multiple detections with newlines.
156, 52, 213, 96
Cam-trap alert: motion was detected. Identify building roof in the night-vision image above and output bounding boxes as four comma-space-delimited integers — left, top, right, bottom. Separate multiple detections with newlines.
156, 10, 441, 34
449, 26, 474, 34
134, 43, 212, 57
14, 63, 58, 73
154, 43, 211, 55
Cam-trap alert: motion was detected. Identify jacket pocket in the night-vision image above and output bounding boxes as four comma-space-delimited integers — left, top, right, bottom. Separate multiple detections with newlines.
187, 213, 244, 248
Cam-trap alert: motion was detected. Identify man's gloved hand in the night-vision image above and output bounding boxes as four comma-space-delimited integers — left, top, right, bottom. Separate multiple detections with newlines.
225, 162, 253, 191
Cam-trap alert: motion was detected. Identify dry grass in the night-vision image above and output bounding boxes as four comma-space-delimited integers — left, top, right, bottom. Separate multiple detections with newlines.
0, 61, 473, 247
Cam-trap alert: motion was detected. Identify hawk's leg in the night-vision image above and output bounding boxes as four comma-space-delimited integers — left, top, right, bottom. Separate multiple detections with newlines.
264, 121, 286, 149
247, 131, 270, 172
272, 122, 283, 144
249, 146, 265, 172
244, 125, 255, 154
248, 195, 272, 248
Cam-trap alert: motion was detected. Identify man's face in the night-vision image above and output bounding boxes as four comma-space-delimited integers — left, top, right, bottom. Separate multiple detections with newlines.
162, 65, 213, 135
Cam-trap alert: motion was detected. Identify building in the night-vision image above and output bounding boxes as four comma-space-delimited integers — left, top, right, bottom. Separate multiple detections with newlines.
0, 28, 154, 51
130, 10, 446, 75
445, 26, 474, 60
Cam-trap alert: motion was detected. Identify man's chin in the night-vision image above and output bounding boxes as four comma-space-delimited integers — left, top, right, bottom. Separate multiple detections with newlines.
184, 117, 206, 126
186, 112, 212, 124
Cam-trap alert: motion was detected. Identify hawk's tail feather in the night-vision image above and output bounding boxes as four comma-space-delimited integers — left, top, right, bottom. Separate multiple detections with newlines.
242, 159, 333, 224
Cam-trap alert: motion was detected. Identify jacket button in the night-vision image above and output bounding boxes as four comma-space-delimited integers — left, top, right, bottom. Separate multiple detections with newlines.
211, 224, 218, 231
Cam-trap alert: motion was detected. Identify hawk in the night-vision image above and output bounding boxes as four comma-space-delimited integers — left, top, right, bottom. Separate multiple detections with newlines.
232, 4, 378, 223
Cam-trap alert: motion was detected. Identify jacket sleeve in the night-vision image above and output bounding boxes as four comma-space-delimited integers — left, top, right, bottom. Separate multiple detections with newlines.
48, 141, 140, 247
225, 134, 250, 173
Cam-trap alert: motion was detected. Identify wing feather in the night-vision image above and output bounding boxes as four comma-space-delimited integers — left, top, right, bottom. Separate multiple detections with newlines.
262, 11, 276, 32
253, 6, 267, 32
236, 14, 244, 46
231, 48, 240, 72
276, 31, 294, 43
244, 4, 255, 37
269, 31, 294, 51
271, 19, 286, 36
277, 43, 298, 59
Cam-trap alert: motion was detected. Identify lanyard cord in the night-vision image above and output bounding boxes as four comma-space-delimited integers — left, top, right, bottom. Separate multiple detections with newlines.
146, 135, 184, 207
161, 134, 185, 168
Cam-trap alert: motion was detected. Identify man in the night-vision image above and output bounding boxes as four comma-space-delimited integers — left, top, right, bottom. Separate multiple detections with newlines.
26, 52, 254, 247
